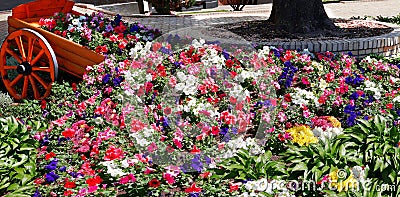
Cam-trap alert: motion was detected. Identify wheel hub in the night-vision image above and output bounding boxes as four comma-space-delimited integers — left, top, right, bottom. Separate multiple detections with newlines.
17, 62, 32, 75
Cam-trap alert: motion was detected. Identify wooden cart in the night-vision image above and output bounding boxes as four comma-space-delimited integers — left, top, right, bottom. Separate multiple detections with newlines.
0, 0, 104, 100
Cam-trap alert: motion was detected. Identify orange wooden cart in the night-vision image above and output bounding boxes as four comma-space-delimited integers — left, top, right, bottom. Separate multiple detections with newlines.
0, 0, 105, 100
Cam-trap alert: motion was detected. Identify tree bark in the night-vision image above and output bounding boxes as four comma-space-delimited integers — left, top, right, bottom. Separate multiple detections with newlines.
268, 0, 337, 33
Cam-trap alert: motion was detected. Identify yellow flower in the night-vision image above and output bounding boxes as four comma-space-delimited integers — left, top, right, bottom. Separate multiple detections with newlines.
328, 116, 341, 128
286, 125, 318, 146
329, 169, 359, 192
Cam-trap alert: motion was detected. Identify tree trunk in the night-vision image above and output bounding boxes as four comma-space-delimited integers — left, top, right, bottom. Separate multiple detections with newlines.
268, 0, 337, 33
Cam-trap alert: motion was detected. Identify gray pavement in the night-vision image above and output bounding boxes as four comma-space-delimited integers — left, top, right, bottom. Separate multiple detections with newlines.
0, 0, 400, 41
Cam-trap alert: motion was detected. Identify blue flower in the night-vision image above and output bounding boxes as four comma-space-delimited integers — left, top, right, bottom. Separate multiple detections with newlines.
102, 74, 112, 84
59, 166, 66, 172
45, 159, 58, 171
349, 92, 359, 100
33, 189, 42, 197
45, 171, 59, 183
189, 193, 200, 197
130, 25, 139, 32
112, 76, 123, 87
220, 127, 229, 135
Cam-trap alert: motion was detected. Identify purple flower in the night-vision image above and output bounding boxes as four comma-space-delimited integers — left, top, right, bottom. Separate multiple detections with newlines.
105, 23, 113, 32
45, 159, 58, 171
191, 155, 203, 173
45, 171, 59, 183
59, 166, 67, 172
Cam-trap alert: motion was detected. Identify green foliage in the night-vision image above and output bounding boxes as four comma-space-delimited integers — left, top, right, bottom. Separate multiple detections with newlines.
210, 149, 287, 181
282, 138, 362, 196
340, 115, 400, 196
0, 117, 40, 196
375, 14, 400, 25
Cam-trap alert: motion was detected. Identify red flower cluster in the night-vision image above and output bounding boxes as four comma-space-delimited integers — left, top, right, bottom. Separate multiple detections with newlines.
104, 145, 124, 161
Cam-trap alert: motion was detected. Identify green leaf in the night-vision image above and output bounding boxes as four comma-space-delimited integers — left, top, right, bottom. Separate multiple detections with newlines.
291, 163, 308, 172
7, 183, 19, 191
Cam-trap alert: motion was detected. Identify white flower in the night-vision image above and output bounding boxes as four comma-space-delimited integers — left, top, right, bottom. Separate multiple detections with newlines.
175, 83, 185, 91
191, 39, 205, 48
177, 72, 187, 81
94, 117, 103, 124
121, 159, 130, 168
146, 74, 152, 82
319, 79, 328, 90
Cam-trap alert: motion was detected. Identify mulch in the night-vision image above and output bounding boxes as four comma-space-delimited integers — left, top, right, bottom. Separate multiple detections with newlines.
214, 19, 394, 42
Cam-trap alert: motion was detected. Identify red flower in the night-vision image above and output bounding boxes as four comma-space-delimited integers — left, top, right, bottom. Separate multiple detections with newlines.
226, 59, 234, 68
301, 77, 310, 85
190, 145, 201, 154
387, 103, 394, 109
229, 183, 240, 192
199, 171, 211, 179
71, 83, 77, 92
62, 128, 75, 138
45, 152, 56, 160
284, 93, 291, 102
41, 100, 47, 110
85, 176, 102, 186
64, 190, 73, 196
184, 182, 202, 193
64, 179, 76, 189
148, 178, 160, 188
211, 126, 220, 135
104, 145, 125, 161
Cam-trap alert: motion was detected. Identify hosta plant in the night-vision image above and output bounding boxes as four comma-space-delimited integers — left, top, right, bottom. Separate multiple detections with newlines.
0, 117, 40, 196
339, 115, 400, 196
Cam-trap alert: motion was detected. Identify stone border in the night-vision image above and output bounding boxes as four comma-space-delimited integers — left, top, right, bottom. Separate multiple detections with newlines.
260, 21, 400, 59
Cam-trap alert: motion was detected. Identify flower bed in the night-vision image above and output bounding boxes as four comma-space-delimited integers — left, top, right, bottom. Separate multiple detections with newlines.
1, 11, 400, 197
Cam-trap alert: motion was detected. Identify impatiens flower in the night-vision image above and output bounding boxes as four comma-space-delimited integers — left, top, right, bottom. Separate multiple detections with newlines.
148, 178, 160, 188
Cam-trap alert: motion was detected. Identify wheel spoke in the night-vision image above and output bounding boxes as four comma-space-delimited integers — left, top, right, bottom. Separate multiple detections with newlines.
21, 76, 29, 99
29, 76, 40, 99
30, 49, 45, 66
3, 66, 18, 70
15, 36, 26, 61
27, 37, 34, 62
32, 72, 49, 90
9, 74, 23, 87
6, 48, 23, 63
32, 67, 50, 72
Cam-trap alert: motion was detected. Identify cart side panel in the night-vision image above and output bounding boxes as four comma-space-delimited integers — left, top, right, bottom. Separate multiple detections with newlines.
12, 0, 74, 19
8, 17, 105, 78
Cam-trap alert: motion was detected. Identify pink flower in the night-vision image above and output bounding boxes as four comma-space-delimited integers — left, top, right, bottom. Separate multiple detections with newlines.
88, 185, 98, 193
277, 111, 287, 122
163, 173, 175, 184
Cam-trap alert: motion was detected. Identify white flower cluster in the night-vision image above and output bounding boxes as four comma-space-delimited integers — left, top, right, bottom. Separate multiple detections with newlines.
175, 72, 198, 95
129, 127, 155, 147
201, 48, 226, 69
257, 46, 270, 59
176, 96, 219, 118
129, 42, 152, 59
312, 127, 343, 142
364, 80, 382, 100
235, 70, 262, 83
290, 88, 319, 107
99, 161, 126, 177
191, 39, 206, 49
219, 136, 264, 159
229, 84, 250, 103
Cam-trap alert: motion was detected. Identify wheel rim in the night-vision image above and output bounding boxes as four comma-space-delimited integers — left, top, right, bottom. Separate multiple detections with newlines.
0, 29, 58, 100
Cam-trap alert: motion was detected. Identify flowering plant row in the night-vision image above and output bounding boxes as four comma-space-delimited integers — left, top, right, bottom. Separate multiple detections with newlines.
39, 12, 161, 60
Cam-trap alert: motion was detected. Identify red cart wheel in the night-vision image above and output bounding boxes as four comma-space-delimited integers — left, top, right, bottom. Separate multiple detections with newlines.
0, 28, 58, 100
